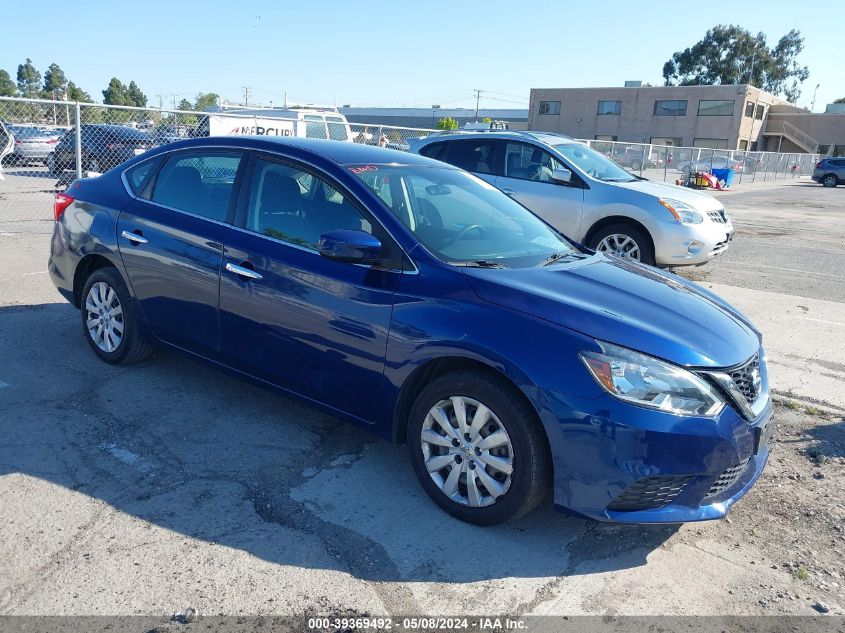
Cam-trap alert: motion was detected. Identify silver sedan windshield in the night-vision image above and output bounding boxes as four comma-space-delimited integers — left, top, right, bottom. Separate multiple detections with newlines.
554, 143, 636, 182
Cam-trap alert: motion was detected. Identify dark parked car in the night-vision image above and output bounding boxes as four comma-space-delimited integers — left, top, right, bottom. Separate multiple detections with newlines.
48, 124, 152, 174
49, 137, 772, 525
812, 157, 845, 187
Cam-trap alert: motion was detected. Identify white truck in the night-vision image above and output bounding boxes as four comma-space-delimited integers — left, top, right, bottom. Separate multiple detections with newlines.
198, 106, 355, 142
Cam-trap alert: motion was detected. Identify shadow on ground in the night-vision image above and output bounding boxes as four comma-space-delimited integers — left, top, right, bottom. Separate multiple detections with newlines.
0, 303, 676, 585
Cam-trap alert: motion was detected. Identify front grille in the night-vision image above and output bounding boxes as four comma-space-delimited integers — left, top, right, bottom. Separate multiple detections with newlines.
705, 458, 750, 498
711, 238, 730, 255
607, 475, 692, 511
708, 209, 728, 223
730, 353, 761, 404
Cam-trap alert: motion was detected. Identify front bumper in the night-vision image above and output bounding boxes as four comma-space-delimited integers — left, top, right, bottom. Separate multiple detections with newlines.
652, 217, 734, 266
543, 385, 773, 523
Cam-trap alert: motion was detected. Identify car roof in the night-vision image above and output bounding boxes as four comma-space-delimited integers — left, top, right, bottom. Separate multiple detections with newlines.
154, 136, 444, 167
415, 130, 576, 148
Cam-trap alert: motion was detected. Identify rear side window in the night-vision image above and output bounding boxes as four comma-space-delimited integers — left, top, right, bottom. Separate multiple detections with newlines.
419, 142, 447, 160
151, 152, 242, 222
125, 160, 158, 195
440, 139, 496, 174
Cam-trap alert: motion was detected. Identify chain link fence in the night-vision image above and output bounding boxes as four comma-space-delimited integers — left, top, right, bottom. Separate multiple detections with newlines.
0, 95, 822, 230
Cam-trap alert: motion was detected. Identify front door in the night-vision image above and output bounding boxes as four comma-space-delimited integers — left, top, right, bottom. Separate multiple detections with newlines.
496, 141, 585, 240
117, 150, 245, 356
218, 155, 402, 423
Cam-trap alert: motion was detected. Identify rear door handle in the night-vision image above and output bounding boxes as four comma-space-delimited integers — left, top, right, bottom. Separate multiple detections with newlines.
225, 261, 263, 281
121, 230, 148, 244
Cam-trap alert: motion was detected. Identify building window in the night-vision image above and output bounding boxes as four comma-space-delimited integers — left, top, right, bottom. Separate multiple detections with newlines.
650, 136, 683, 147
538, 101, 560, 115
693, 138, 730, 149
755, 104, 766, 120
739, 140, 748, 150
698, 100, 735, 116
597, 100, 621, 115
594, 135, 618, 141
745, 101, 755, 117
653, 100, 687, 116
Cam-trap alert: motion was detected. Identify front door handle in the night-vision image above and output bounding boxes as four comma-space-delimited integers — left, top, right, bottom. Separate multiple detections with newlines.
225, 261, 263, 281
121, 229, 148, 244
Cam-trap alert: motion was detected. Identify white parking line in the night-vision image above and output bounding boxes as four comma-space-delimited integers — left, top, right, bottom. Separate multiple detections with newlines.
728, 262, 842, 279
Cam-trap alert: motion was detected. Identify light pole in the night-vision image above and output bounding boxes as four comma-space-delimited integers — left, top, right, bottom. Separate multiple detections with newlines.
810, 84, 820, 112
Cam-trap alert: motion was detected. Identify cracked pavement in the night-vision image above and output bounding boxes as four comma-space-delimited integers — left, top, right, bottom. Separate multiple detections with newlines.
0, 180, 843, 616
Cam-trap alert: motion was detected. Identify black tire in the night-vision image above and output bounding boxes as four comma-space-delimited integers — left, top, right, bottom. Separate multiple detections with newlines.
588, 222, 656, 266
80, 267, 154, 364
822, 174, 838, 188
407, 370, 552, 525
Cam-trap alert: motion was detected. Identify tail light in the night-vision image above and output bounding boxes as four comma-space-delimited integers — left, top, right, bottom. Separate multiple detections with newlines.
47, 139, 59, 145
106, 142, 125, 150
54, 193, 75, 221
816, 162, 823, 168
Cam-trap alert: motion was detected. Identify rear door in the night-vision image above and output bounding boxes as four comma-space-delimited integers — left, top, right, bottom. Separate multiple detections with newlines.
495, 141, 585, 240
218, 154, 403, 422
117, 149, 245, 356
437, 138, 498, 186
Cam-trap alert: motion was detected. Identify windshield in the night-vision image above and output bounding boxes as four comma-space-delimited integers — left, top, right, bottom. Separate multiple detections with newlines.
349, 164, 577, 268
553, 143, 636, 182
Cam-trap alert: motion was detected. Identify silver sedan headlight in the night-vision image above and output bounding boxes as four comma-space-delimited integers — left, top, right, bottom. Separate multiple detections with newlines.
659, 198, 704, 224
580, 342, 725, 417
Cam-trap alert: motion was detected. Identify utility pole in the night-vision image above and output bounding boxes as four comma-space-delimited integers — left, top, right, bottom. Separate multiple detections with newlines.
243, 86, 251, 107
155, 94, 164, 109
473, 89, 483, 121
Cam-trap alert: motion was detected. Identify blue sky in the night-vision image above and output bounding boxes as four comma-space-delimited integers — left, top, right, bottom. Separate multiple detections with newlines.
1, 0, 840, 111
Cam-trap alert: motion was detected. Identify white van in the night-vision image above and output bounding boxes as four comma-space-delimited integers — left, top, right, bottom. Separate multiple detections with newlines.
198, 107, 354, 142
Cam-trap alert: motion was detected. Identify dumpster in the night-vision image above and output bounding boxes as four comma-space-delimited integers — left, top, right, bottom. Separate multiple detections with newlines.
711, 168, 735, 187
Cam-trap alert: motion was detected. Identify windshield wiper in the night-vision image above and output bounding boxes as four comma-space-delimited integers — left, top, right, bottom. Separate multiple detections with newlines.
459, 260, 509, 269
539, 251, 582, 266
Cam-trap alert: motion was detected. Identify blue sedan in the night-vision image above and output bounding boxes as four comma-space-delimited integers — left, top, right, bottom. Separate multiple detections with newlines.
48, 137, 773, 525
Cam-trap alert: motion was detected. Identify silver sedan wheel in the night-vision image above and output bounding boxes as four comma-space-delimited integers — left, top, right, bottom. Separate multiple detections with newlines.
420, 396, 514, 508
85, 282, 124, 353
596, 234, 641, 260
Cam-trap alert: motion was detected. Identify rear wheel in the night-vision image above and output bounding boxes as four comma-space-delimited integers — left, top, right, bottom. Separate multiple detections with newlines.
822, 174, 839, 188
589, 222, 655, 265
80, 267, 153, 364
407, 371, 551, 525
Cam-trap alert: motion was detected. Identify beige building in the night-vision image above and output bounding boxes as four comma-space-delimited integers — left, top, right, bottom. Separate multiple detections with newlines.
528, 84, 817, 152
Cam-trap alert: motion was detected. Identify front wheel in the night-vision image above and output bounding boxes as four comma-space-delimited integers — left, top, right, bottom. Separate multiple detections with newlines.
589, 222, 655, 265
80, 267, 153, 364
822, 174, 838, 187
408, 371, 551, 525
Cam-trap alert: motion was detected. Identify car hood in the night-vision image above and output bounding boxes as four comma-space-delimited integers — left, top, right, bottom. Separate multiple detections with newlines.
611, 179, 724, 212
465, 254, 760, 368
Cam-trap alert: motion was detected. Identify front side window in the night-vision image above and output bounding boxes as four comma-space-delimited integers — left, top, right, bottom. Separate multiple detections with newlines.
538, 101, 561, 115
653, 100, 687, 116
326, 117, 349, 141
440, 139, 496, 174
151, 152, 242, 221
245, 158, 371, 249
698, 100, 735, 116
597, 100, 621, 115
350, 165, 576, 267
503, 142, 563, 182
304, 115, 328, 139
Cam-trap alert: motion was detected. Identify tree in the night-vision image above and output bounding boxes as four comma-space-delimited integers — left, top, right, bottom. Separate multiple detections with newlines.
194, 92, 219, 111
16, 58, 41, 98
177, 98, 193, 111
662, 25, 810, 102
834, 97, 845, 104
482, 117, 493, 123
436, 116, 458, 130
66, 81, 93, 103
42, 63, 68, 96
102, 77, 129, 105
126, 81, 147, 108
0, 69, 16, 97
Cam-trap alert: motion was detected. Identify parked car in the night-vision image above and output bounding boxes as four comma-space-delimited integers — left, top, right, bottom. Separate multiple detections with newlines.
812, 157, 844, 187
48, 124, 153, 174
0, 121, 12, 176
195, 106, 355, 142
2, 125, 63, 165
49, 137, 772, 525
411, 132, 734, 266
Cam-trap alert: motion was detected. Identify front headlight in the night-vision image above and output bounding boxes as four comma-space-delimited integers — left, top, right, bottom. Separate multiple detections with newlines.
659, 198, 703, 224
580, 342, 725, 417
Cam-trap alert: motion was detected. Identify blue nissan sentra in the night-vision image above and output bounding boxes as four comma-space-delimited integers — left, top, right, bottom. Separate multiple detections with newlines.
48, 137, 772, 525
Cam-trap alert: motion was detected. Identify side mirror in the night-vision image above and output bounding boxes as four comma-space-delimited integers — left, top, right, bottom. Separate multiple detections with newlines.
318, 229, 382, 264
551, 167, 572, 183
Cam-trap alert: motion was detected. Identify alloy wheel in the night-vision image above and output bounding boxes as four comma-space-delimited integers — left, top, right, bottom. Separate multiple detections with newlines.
84, 281, 124, 353
596, 233, 642, 260
420, 396, 514, 507
823, 175, 837, 187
